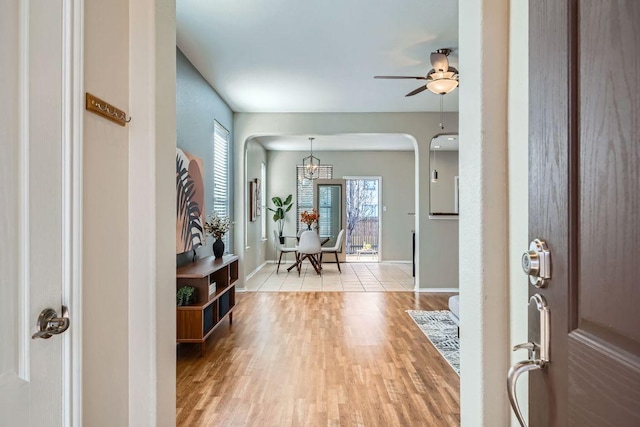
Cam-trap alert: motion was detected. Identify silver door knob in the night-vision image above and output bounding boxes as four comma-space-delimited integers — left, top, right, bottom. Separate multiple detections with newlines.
32, 306, 70, 339
522, 239, 551, 287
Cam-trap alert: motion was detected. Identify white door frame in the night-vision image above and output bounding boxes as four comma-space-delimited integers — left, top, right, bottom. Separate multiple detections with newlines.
57, 0, 84, 423
66, 0, 84, 423
343, 176, 383, 262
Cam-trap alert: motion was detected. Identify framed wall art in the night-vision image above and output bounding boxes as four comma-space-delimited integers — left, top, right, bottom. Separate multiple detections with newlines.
176, 148, 205, 254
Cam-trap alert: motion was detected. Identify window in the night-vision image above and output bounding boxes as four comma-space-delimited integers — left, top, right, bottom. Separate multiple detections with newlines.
213, 121, 230, 249
261, 161, 266, 240
296, 165, 333, 233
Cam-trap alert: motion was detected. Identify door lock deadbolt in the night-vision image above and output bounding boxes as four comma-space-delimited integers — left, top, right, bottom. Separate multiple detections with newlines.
522, 239, 551, 288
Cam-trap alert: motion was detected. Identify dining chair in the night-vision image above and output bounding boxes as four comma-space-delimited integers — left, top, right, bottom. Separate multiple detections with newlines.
296, 230, 322, 276
320, 229, 345, 272
273, 230, 297, 274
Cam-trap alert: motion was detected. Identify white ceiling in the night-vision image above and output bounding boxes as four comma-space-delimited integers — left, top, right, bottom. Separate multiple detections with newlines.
431, 134, 459, 151
253, 133, 415, 151
176, 0, 459, 113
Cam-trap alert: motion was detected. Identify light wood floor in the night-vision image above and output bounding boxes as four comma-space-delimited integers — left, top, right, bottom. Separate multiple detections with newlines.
177, 292, 460, 426
245, 262, 415, 292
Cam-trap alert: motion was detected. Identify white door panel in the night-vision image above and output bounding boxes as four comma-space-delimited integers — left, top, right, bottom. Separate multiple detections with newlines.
0, 0, 80, 425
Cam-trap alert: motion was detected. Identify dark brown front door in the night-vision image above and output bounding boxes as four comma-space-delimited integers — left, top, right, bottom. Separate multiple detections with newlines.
528, 0, 640, 425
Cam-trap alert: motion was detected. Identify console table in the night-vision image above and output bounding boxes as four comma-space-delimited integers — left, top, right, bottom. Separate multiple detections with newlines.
176, 255, 239, 355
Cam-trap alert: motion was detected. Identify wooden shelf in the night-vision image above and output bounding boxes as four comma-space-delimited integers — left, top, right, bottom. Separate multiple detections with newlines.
176, 255, 239, 355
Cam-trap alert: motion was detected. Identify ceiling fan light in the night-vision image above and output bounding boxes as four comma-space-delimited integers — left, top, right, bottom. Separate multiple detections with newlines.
426, 78, 459, 95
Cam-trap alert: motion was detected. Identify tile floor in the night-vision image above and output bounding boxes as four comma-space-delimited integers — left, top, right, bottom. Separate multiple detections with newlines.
244, 260, 415, 292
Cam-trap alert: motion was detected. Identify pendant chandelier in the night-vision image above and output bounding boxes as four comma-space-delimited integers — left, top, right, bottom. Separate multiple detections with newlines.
303, 137, 321, 180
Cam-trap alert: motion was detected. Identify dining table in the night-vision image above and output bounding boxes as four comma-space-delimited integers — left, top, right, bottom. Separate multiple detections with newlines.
285, 234, 331, 274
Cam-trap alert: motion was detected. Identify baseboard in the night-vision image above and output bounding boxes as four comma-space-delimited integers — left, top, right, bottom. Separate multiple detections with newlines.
416, 287, 459, 293
245, 261, 268, 280
383, 260, 412, 264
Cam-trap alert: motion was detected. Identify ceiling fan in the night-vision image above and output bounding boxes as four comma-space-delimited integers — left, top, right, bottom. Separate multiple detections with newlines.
375, 48, 459, 96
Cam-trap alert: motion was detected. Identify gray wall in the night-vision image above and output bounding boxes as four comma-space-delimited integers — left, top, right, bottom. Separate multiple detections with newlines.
233, 112, 459, 290
429, 151, 459, 214
176, 48, 234, 266
265, 150, 415, 262
245, 140, 268, 275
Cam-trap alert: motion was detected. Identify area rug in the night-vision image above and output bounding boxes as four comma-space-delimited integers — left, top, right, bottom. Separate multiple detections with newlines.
406, 310, 460, 375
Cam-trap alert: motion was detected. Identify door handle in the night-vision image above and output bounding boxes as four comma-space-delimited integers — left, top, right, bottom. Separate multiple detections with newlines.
32, 306, 70, 339
508, 359, 543, 427
522, 239, 551, 287
507, 294, 550, 427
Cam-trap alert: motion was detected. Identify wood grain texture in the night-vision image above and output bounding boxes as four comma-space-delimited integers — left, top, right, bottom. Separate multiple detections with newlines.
176, 255, 239, 279
578, 0, 640, 346
176, 256, 239, 354
566, 0, 640, 424
530, 0, 640, 425
529, 0, 572, 423
568, 331, 640, 426
176, 292, 459, 426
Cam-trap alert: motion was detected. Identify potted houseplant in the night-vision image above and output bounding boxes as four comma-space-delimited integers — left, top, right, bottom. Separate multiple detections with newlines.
267, 194, 293, 243
176, 286, 196, 306
204, 210, 232, 259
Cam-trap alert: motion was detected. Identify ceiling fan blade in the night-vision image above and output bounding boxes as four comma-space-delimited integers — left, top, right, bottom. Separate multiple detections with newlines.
430, 52, 449, 72
374, 75, 427, 80
405, 85, 428, 97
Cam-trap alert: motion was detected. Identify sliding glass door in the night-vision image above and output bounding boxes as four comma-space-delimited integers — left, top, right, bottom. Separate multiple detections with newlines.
344, 177, 381, 262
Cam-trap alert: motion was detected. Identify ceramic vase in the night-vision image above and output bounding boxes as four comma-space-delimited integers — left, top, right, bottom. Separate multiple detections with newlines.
213, 238, 224, 259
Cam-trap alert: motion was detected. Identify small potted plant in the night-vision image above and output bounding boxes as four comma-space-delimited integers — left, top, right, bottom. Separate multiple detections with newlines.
176, 286, 196, 306
204, 210, 232, 259
267, 194, 293, 243
300, 209, 320, 231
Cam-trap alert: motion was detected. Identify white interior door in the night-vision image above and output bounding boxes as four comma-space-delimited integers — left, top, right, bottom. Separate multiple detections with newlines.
0, 0, 81, 425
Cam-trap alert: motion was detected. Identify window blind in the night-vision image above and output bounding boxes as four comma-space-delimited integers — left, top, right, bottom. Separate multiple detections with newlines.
296, 165, 333, 233
213, 121, 230, 248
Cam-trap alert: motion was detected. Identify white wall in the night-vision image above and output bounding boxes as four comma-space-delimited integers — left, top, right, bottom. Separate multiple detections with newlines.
83, 0, 176, 425
508, 0, 530, 424
129, 0, 177, 426
459, 0, 510, 424
244, 140, 268, 275
83, 0, 131, 423
233, 112, 459, 290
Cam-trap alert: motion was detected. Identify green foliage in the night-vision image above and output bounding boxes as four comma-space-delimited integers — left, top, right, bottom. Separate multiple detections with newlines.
267, 194, 293, 235
176, 286, 196, 306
